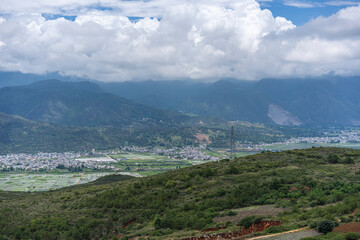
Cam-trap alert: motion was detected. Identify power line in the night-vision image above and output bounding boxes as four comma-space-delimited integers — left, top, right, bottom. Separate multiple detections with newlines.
230, 125, 235, 159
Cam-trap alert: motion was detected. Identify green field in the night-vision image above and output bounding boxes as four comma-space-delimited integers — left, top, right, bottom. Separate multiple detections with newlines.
0, 152, 208, 191
0, 172, 113, 191
109, 152, 195, 176
261, 142, 360, 151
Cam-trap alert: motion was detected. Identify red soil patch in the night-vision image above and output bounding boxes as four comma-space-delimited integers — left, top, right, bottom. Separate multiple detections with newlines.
123, 219, 136, 229
202, 226, 227, 232
334, 222, 360, 233
181, 221, 281, 240
195, 134, 211, 144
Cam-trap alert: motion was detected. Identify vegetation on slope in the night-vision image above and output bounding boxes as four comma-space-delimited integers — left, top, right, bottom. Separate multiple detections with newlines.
0, 112, 198, 154
1, 147, 360, 239
0, 79, 189, 128
0, 111, 324, 154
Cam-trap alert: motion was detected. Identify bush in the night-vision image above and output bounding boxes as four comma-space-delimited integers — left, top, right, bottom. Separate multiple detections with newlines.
328, 154, 340, 164
317, 220, 335, 234
345, 232, 360, 240
225, 165, 239, 174
344, 157, 355, 164
226, 210, 237, 216
239, 216, 256, 228
309, 220, 319, 229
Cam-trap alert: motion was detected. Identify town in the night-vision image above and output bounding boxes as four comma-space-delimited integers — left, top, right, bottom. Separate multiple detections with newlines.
0, 145, 221, 172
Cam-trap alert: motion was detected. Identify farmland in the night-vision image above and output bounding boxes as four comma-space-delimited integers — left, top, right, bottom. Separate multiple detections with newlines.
0, 150, 217, 191
0, 172, 113, 191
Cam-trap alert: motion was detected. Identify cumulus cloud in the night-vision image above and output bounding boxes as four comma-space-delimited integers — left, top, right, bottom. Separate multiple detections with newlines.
0, 0, 359, 81
282, 0, 359, 8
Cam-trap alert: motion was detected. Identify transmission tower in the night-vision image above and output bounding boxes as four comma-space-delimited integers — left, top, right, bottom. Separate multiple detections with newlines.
230, 125, 235, 159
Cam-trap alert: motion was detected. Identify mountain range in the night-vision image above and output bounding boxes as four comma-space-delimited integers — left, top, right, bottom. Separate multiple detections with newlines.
0, 79, 189, 128
99, 76, 360, 126
1, 73, 360, 127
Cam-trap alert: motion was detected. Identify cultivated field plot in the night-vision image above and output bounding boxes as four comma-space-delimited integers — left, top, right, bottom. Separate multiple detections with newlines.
262, 142, 360, 151
0, 172, 113, 191
334, 222, 360, 233
110, 152, 193, 176
111, 152, 168, 161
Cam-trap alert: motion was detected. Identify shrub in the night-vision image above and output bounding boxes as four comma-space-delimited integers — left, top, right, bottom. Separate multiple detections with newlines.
239, 216, 256, 228
317, 220, 335, 234
328, 154, 340, 164
226, 210, 237, 216
309, 220, 319, 229
345, 232, 360, 240
344, 157, 355, 164
225, 165, 239, 174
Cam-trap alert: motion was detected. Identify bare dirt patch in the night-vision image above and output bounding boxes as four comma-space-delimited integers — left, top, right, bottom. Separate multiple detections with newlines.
195, 134, 211, 144
249, 228, 320, 240
214, 205, 287, 224
334, 222, 360, 233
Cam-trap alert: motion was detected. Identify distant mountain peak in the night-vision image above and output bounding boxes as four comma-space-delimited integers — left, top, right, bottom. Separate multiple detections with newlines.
26, 79, 104, 93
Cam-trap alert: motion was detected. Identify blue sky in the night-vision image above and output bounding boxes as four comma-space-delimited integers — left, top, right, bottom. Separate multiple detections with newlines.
37, 0, 360, 26
259, 0, 360, 25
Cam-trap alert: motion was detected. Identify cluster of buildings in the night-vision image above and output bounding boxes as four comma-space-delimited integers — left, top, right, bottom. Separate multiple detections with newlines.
255, 130, 360, 151
0, 145, 221, 172
121, 146, 220, 161
0, 152, 115, 172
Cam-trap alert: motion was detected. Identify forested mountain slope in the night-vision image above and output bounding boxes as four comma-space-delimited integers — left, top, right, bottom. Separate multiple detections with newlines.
100, 76, 360, 125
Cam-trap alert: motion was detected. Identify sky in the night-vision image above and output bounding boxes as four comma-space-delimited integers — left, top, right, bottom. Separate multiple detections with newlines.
0, 0, 359, 82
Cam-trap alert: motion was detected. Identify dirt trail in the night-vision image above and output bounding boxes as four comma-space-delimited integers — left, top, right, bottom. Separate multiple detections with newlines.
246, 227, 310, 240
77, 171, 85, 184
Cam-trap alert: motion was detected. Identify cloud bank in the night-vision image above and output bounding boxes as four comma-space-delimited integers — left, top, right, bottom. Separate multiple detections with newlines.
0, 0, 359, 81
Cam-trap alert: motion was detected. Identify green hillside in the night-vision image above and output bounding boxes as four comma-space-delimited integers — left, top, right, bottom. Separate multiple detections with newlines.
0, 111, 322, 154
0, 80, 189, 128
1, 147, 360, 239
0, 112, 198, 154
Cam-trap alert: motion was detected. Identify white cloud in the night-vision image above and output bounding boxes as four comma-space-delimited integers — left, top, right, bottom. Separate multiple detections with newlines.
282, 0, 359, 8
0, 1, 359, 81
283, 1, 318, 8
324, 1, 360, 6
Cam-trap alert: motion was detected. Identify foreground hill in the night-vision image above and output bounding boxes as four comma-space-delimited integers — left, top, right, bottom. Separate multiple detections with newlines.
100, 76, 360, 125
1, 147, 360, 239
0, 79, 188, 128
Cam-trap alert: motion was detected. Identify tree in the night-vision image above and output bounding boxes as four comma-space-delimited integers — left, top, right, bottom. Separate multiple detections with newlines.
317, 220, 335, 234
